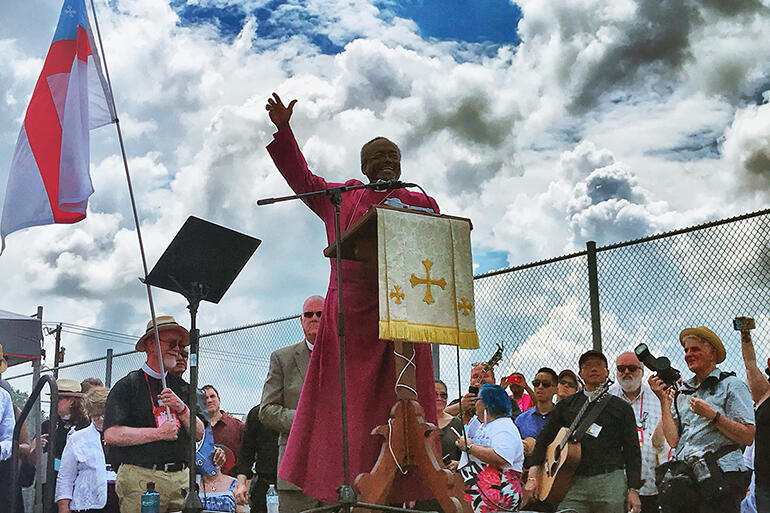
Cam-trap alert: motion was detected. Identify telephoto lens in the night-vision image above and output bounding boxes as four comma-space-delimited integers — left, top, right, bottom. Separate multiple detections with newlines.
634, 343, 681, 388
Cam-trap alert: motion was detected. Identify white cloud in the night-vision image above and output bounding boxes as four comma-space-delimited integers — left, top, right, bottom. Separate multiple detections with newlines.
1, 0, 769, 383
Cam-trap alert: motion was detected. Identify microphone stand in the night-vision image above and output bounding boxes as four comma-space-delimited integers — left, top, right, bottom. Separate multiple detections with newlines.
257, 180, 433, 513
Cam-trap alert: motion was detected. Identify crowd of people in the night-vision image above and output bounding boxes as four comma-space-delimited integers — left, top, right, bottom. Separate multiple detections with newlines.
0, 313, 767, 513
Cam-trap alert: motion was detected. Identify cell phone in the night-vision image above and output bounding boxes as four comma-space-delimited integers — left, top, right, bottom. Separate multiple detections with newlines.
733, 317, 755, 331
507, 374, 522, 384
468, 385, 479, 395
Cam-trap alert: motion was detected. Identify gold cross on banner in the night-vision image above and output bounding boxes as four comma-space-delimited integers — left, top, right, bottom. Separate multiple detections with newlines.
410, 259, 446, 305
458, 297, 473, 316
390, 285, 405, 304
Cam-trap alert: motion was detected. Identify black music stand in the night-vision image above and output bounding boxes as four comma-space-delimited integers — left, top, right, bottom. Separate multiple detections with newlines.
144, 216, 261, 513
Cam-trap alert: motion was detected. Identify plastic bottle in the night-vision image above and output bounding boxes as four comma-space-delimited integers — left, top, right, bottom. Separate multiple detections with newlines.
266, 484, 279, 513
141, 481, 160, 513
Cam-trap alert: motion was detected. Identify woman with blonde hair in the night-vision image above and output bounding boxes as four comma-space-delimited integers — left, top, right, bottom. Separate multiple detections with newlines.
56, 386, 110, 513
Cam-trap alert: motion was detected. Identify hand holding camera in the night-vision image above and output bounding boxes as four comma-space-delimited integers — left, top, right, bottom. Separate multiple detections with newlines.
460, 391, 478, 414
636, 343, 681, 390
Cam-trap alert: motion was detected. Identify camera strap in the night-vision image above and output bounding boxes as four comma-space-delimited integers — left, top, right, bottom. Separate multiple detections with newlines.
675, 371, 736, 435
679, 372, 736, 396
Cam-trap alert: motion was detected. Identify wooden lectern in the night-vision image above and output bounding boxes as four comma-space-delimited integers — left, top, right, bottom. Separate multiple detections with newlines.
325, 205, 473, 513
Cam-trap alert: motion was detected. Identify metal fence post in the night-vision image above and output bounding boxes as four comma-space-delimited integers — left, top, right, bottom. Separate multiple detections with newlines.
432, 344, 440, 379
586, 241, 602, 353
34, 306, 43, 513
105, 348, 113, 387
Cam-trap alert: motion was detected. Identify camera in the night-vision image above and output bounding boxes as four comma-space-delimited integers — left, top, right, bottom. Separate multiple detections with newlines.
506, 374, 522, 385
635, 343, 681, 388
733, 317, 755, 331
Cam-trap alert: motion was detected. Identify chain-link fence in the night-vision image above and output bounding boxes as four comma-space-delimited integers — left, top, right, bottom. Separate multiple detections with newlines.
3, 316, 303, 415
5, 209, 769, 409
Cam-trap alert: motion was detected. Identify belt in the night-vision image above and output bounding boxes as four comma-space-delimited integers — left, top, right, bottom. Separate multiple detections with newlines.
578, 463, 623, 477
134, 461, 188, 472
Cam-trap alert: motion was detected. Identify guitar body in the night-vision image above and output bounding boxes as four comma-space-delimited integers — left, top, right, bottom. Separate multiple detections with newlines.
537, 427, 582, 506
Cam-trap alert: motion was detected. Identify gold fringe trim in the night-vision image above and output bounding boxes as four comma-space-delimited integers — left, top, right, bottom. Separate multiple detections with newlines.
379, 319, 479, 349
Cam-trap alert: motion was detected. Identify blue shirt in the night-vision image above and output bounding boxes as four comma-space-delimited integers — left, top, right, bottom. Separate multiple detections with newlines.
0, 387, 14, 461
514, 405, 551, 440
673, 367, 754, 472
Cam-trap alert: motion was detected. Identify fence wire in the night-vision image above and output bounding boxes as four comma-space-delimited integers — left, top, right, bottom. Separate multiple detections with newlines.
4, 209, 769, 411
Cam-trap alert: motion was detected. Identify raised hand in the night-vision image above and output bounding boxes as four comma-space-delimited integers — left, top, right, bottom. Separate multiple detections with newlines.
266, 92, 297, 129
213, 446, 226, 468
648, 375, 670, 405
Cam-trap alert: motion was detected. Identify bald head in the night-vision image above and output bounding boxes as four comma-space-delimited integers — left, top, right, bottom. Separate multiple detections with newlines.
301, 295, 325, 344
616, 351, 643, 394
471, 364, 495, 385
616, 352, 641, 367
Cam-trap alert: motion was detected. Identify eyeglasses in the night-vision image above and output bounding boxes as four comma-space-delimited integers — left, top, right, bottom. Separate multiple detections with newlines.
303, 311, 323, 318
435, 392, 448, 399
617, 365, 641, 373
532, 380, 554, 388
558, 379, 577, 388
161, 339, 182, 348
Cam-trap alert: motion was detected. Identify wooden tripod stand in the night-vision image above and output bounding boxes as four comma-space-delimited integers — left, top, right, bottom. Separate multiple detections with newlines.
354, 341, 471, 513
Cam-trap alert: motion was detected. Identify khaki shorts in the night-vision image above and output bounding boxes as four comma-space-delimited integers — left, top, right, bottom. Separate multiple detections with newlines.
115, 464, 189, 513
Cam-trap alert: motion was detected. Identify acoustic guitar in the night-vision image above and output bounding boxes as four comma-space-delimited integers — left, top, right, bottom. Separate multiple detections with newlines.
534, 378, 612, 507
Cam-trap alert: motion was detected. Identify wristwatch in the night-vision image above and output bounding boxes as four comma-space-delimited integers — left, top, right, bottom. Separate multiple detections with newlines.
628, 488, 639, 495
466, 442, 474, 453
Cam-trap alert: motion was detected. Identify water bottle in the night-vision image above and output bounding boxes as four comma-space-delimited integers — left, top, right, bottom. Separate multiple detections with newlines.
266, 484, 279, 513
141, 482, 160, 513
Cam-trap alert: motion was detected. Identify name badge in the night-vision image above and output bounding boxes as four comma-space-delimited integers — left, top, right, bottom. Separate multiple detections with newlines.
586, 423, 603, 438
153, 405, 181, 428
637, 426, 644, 447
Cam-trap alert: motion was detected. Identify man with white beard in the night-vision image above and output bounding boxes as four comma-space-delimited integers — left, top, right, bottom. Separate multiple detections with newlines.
609, 352, 664, 513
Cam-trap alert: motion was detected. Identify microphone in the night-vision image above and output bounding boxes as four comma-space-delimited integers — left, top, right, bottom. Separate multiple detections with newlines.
372, 179, 415, 191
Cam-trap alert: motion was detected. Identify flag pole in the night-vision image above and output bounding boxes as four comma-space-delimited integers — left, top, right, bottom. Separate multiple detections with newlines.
86, 0, 169, 400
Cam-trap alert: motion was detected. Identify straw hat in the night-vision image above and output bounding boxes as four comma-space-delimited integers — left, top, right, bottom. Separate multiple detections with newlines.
0, 343, 7, 374
56, 378, 84, 398
135, 315, 189, 352
679, 326, 726, 364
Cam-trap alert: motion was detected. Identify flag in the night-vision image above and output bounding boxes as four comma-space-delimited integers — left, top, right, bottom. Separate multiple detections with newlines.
1, 0, 115, 252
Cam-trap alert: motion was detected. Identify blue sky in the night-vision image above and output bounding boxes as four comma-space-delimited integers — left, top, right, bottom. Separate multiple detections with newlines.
172, 0, 521, 54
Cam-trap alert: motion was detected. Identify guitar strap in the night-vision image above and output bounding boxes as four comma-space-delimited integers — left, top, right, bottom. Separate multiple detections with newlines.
571, 394, 612, 443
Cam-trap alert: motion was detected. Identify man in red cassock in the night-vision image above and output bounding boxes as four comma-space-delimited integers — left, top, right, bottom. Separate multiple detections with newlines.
264, 93, 439, 503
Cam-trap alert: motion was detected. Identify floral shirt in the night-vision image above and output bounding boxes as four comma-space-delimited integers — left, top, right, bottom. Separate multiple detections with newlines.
459, 417, 523, 513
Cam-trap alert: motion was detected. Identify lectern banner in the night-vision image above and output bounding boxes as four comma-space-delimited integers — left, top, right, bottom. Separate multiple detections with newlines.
377, 208, 479, 348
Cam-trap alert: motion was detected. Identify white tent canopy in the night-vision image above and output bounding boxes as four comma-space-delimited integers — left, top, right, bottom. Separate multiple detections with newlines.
0, 308, 41, 367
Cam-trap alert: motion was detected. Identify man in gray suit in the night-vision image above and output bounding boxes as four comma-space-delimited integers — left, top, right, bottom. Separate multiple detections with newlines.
260, 295, 324, 513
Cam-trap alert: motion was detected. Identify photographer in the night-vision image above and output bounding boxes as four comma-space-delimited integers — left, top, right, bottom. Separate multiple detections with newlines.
649, 326, 754, 513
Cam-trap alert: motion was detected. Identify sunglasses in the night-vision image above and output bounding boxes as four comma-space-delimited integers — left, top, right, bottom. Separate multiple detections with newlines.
558, 379, 577, 388
532, 380, 554, 388
303, 311, 323, 318
617, 365, 641, 373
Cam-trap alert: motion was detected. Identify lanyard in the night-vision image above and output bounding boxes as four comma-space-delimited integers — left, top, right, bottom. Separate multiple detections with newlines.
637, 391, 644, 423
143, 371, 159, 409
